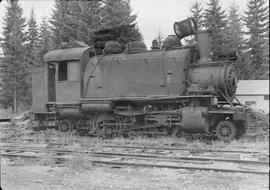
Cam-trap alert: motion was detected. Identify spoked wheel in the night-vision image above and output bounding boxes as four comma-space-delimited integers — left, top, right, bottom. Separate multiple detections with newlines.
58, 119, 74, 132
216, 121, 236, 141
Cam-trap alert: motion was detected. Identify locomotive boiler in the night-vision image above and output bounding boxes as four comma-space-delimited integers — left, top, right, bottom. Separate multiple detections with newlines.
31, 18, 247, 141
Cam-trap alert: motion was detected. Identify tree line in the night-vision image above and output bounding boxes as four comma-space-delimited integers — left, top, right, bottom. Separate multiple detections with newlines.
188, 0, 268, 80
0, 0, 269, 112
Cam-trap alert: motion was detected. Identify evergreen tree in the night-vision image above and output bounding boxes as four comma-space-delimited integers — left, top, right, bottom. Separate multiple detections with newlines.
262, 10, 269, 65
223, 1, 246, 79
244, 0, 268, 79
155, 29, 164, 49
259, 8, 269, 79
50, 0, 71, 48
204, 0, 227, 56
25, 8, 39, 65
0, 0, 30, 112
93, 24, 142, 54
237, 52, 252, 79
190, 0, 204, 30
186, 0, 204, 45
50, 0, 101, 47
37, 17, 52, 64
50, 0, 142, 52
96, 0, 142, 51
224, 1, 244, 52
101, 0, 137, 28
67, 0, 103, 45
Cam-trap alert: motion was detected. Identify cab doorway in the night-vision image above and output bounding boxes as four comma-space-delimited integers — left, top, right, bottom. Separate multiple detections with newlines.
48, 63, 56, 102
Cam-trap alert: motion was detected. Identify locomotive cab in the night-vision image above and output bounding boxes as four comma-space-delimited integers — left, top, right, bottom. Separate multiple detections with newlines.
31, 47, 93, 123
43, 47, 93, 103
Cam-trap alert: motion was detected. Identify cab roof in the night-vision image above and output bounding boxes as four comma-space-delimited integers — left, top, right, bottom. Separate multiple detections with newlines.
43, 47, 91, 62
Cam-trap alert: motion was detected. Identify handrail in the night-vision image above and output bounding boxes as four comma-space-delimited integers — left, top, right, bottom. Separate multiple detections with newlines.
83, 54, 106, 97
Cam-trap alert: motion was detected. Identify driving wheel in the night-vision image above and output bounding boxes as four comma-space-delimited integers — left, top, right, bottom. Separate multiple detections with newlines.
58, 119, 74, 132
216, 121, 236, 141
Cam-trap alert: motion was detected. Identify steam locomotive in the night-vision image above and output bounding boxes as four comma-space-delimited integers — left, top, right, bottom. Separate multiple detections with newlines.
31, 18, 248, 141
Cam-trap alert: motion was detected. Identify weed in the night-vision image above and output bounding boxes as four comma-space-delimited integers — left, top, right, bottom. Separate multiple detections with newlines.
66, 153, 93, 171
10, 157, 25, 166
37, 153, 57, 167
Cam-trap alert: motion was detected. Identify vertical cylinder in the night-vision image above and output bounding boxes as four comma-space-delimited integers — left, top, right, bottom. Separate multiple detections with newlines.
196, 31, 211, 63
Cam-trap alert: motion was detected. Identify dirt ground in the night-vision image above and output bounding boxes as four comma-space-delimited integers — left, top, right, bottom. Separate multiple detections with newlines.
1, 157, 268, 190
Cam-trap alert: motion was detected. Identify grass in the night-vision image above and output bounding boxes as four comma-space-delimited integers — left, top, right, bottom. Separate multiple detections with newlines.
37, 152, 57, 167
1, 122, 29, 141
4, 123, 269, 148
66, 153, 93, 171
27, 129, 270, 153
6, 126, 263, 171
225, 138, 269, 152
10, 157, 25, 166
2, 120, 269, 162
106, 135, 269, 153
105, 136, 187, 147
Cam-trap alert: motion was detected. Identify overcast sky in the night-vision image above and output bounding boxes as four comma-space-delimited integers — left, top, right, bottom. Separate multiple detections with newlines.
0, 0, 263, 50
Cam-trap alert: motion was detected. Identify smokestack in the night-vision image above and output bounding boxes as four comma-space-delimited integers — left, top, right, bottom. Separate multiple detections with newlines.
196, 31, 211, 63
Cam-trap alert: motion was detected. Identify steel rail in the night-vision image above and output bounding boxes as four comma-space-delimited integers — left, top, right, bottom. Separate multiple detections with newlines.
91, 160, 269, 175
1, 145, 268, 165
1, 139, 269, 155
99, 144, 269, 155
1, 149, 268, 175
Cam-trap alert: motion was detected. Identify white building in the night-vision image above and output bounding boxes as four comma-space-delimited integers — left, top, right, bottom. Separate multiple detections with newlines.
235, 80, 269, 113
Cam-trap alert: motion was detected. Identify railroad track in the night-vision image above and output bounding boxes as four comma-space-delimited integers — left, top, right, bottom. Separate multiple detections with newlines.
1, 144, 269, 175
1, 137, 268, 156
102, 144, 269, 155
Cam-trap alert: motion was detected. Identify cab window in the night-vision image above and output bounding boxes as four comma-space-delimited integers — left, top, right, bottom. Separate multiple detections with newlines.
58, 61, 79, 82
58, 61, 67, 81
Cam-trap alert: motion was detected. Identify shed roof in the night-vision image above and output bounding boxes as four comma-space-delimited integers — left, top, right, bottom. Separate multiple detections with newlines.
43, 47, 90, 62
236, 80, 269, 95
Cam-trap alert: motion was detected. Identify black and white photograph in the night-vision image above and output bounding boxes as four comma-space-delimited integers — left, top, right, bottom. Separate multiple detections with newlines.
0, 0, 269, 189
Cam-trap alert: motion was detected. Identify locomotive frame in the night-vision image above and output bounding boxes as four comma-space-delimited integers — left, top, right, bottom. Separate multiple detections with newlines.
30, 18, 249, 141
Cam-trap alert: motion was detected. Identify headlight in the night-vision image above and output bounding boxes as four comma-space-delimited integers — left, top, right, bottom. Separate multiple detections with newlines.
173, 18, 197, 39
173, 23, 182, 38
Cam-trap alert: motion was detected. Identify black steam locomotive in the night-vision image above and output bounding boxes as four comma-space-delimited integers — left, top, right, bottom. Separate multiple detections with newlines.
31, 18, 248, 141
